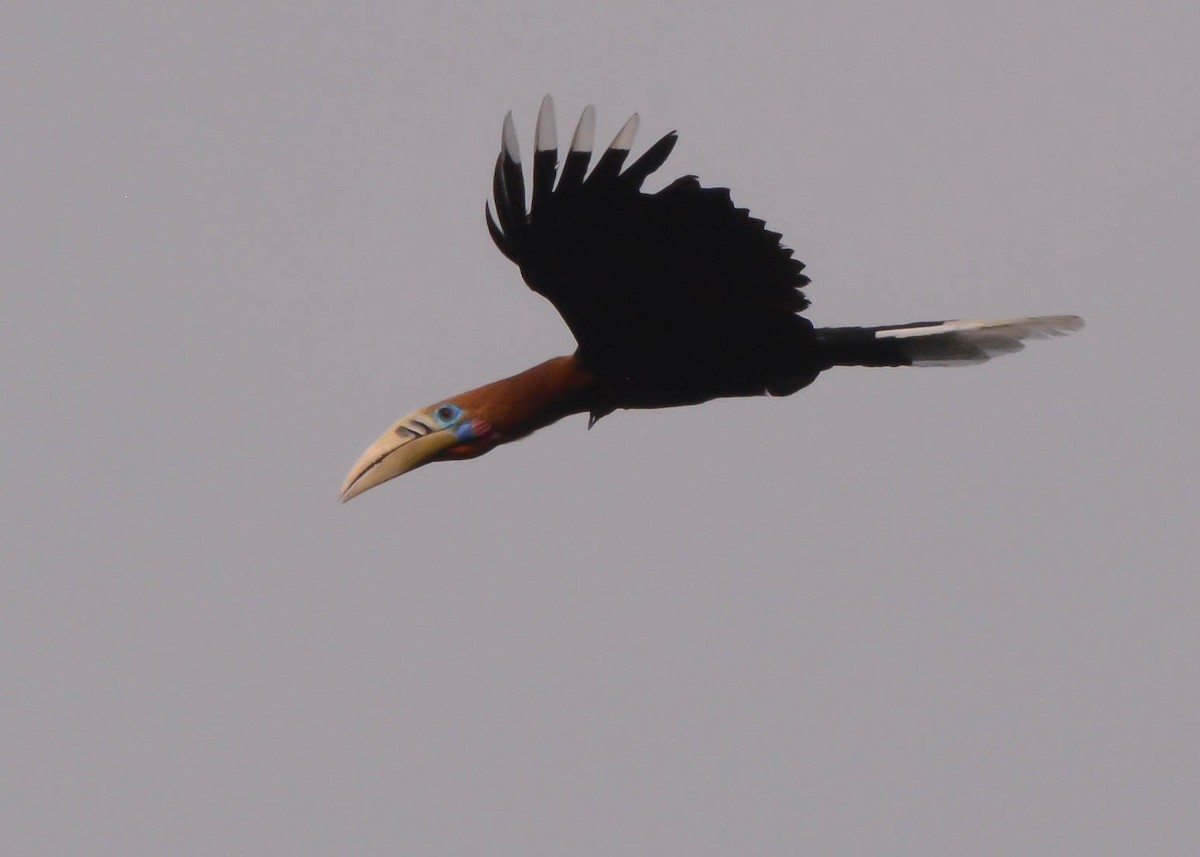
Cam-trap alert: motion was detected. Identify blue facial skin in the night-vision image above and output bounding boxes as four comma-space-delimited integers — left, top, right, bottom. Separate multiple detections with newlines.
455, 421, 478, 442
433, 402, 486, 443
432, 403, 478, 443
432, 403, 463, 428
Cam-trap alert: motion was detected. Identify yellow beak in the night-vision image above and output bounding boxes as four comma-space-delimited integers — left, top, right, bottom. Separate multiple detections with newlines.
339, 411, 460, 502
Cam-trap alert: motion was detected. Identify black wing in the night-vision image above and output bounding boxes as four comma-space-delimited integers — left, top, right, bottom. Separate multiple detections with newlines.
487, 97, 814, 393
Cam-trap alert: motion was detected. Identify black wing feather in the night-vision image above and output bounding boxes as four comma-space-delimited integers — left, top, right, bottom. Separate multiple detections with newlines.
618, 131, 678, 189
485, 203, 516, 262
486, 100, 814, 396
530, 96, 558, 215
491, 155, 518, 239
499, 113, 526, 227
556, 105, 594, 192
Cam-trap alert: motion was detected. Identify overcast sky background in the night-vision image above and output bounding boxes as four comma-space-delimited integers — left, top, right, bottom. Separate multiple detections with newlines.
5, 2, 1198, 854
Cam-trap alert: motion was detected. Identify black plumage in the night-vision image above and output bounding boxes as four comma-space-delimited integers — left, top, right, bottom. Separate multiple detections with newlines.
487, 99, 820, 419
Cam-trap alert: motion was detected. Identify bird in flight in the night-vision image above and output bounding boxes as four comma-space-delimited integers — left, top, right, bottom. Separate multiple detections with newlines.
340, 97, 1082, 502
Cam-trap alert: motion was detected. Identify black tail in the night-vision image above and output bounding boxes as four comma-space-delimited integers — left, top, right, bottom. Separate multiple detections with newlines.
816, 316, 1084, 368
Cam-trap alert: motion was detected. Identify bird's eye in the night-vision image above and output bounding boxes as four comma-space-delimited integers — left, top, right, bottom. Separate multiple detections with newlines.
433, 403, 462, 427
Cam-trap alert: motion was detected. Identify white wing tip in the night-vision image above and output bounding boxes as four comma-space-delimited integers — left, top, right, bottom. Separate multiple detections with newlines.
535, 96, 557, 153
502, 111, 521, 164
570, 105, 596, 153
610, 113, 640, 151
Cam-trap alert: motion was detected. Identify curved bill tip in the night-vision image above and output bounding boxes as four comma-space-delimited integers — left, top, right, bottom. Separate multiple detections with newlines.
339, 415, 458, 503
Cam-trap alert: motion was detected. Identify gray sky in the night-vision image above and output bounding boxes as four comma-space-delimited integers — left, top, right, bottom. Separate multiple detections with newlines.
5, 1, 1198, 854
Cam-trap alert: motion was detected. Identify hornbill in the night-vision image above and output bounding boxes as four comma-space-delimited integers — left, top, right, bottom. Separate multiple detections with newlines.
340, 97, 1082, 502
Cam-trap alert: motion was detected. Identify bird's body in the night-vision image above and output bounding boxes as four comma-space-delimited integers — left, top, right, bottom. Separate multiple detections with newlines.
341, 98, 1082, 502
